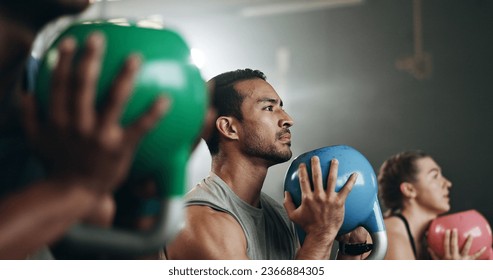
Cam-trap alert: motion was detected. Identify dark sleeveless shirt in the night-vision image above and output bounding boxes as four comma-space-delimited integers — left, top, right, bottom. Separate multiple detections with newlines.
395, 213, 418, 259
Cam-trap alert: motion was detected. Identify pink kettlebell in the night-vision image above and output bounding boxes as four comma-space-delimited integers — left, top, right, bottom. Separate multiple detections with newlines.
427, 210, 493, 259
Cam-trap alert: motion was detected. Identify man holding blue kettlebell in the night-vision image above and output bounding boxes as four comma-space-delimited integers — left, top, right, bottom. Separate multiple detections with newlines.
166, 69, 367, 260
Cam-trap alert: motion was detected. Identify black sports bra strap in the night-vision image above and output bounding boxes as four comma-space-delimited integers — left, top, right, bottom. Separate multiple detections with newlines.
395, 213, 418, 259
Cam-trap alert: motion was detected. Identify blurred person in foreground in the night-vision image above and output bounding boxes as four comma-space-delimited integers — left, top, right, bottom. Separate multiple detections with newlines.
0, 0, 167, 259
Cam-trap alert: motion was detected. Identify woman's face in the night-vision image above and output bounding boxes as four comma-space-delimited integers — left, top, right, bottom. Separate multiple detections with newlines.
411, 157, 452, 215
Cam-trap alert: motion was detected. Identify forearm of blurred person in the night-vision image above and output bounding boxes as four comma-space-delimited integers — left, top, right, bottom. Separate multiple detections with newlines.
0, 179, 106, 259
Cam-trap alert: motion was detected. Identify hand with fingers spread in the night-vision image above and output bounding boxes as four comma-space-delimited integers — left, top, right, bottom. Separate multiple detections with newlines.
284, 156, 358, 259
22, 33, 169, 193
428, 229, 487, 260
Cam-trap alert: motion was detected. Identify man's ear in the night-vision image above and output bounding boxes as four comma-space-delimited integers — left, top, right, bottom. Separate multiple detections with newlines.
400, 182, 416, 198
216, 116, 238, 140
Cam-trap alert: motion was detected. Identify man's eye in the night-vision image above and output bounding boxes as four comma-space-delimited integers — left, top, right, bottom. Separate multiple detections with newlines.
265, 106, 273, 111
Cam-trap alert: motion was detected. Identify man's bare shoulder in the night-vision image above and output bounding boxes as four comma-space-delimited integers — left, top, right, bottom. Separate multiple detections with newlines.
166, 205, 248, 259
187, 205, 237, 224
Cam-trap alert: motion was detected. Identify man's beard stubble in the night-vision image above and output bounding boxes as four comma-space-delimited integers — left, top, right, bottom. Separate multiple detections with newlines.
242, 128, 292, 165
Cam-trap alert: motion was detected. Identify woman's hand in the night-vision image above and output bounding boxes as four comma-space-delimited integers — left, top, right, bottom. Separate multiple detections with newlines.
428, 228, 486, 260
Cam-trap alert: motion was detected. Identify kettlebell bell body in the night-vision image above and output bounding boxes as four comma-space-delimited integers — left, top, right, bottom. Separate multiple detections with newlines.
35, 19, 207, 255
284, 145, 387, 259
427, 210, 493, 260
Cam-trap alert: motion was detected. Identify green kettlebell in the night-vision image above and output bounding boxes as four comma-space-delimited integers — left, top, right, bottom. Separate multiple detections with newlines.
35, 19, 207, 255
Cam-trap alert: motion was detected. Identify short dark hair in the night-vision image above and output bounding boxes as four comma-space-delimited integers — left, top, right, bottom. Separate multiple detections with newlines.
378, 150, 430, 213
205, 69, 266, 155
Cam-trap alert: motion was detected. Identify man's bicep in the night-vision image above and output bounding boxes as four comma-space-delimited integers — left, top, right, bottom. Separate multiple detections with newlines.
166, 205, 249, 260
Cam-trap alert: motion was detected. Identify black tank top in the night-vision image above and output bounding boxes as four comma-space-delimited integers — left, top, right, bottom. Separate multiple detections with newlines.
395, 213, 418, 259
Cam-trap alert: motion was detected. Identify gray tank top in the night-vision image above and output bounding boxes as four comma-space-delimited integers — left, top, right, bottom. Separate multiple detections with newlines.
186, 173, 299, 260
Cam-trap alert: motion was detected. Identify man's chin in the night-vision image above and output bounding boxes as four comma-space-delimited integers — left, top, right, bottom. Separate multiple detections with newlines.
272, 151, 292, 164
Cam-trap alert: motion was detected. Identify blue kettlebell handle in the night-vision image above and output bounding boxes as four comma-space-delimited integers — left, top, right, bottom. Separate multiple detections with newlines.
363, 201, 388, 260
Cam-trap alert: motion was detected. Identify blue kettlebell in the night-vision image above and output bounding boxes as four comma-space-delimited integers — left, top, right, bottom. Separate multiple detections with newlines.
284, 145, 387, 260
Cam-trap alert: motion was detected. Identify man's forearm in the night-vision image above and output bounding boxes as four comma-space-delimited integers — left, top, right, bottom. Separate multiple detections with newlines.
295, 231, 337, 260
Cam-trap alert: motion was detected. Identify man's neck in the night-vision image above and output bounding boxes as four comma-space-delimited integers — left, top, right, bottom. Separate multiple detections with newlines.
212, 154, 270, 207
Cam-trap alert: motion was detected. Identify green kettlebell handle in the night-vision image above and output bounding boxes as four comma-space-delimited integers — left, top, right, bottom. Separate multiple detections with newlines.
59, 148, 190, 256
61, 197, 183, 256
